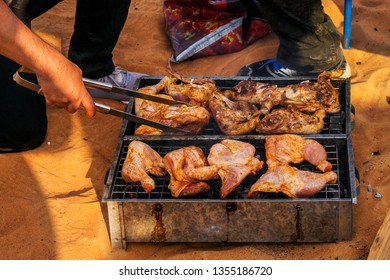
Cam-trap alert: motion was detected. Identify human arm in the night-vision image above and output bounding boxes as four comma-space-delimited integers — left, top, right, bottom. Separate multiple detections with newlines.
0, 1, 95, 117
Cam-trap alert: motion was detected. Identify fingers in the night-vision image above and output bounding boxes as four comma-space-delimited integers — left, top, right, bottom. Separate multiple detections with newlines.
63, 103, 77, 113
64, 90, 96, 118
35, 60, 96, 118
58, 92, 96, 118
80, 92, 96, 118
39, 81, 96, 117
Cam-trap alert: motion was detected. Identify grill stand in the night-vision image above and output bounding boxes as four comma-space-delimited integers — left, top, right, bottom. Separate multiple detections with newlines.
103, 76, 357, 249
108, 200, 353, 249
107, 201, 126, 249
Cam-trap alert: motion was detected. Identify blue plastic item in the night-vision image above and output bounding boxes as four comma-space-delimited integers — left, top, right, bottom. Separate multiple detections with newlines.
343, 0, 352, 48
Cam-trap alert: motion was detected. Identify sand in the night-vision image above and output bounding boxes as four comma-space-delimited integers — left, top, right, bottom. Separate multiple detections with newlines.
0, 0, 389, 260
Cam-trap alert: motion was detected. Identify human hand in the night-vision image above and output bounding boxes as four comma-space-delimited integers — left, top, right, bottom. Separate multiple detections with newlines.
0, 2, 95, 118
36, 60, 96, 118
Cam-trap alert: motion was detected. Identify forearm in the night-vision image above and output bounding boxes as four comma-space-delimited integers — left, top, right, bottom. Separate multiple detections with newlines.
0, 1, 95, 117
0, 1, 64, 77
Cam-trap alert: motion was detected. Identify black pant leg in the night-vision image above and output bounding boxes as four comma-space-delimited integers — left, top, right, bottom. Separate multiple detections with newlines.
8, 0, 63, 27
68, 0, 131, 79
258, 0, 343, 72
0, 56, 47, 153
1, 0, 56, 152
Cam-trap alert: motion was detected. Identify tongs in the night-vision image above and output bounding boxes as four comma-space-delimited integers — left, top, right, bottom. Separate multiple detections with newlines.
13, 67, 190, 133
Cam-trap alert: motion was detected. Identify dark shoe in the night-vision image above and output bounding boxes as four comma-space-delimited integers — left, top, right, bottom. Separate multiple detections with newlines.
238, 58, 351, 78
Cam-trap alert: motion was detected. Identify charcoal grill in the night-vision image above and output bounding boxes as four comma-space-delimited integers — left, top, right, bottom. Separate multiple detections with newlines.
102, 76, 357, 249
117, 76, 353, 137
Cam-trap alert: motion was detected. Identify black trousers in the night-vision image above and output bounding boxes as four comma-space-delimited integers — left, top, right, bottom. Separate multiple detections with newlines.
257, 0, 343, 72
1, 0, 130, 152
0, 56, 47, 152
8, 0, 131, 78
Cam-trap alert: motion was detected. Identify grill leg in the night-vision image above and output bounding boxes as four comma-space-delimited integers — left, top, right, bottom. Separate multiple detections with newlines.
107, 201, 127, 249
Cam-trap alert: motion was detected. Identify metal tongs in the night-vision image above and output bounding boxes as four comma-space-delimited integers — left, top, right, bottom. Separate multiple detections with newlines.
13, 67, 190, 133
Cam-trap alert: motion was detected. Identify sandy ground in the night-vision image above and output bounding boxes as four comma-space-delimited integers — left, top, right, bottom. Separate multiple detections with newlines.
0, 0, 389, 260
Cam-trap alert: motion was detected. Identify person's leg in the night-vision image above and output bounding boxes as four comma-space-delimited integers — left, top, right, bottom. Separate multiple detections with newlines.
239, 0, 348, 77
1, 0, 60, 152
68, 0, 131, 79
262, 0, 343, 71
68, 0, 145, 100
8, 0, 63, 27
0, 56, 47, 153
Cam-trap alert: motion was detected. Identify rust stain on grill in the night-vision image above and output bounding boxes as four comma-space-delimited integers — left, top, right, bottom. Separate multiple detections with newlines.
295, 204, 303, 241
226, 203, 237, 212
151, 203, 166, 242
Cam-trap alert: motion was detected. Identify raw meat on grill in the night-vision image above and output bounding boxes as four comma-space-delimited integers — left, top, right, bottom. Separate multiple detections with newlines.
207, 139, 264, 198
256, 106, 326, 134
246, 165, 338, 198
265, 134, 333, 172
162, 146, 219, 197
165, 71, 218, 107
122, 141, 166, 192
208, 91, 261, 135
134, 78, 211, 135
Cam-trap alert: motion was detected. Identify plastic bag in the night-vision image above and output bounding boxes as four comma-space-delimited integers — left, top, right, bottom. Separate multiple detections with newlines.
163, 0, 270, 62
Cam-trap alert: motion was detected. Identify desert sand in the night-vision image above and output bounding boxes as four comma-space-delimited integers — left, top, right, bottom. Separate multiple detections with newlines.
0, 0, 389, 260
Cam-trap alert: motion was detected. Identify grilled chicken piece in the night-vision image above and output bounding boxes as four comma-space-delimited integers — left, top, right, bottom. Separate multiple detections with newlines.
122, 141, 166, 192
208, 91, 261, 135
223, 71, 341, 114
134, 77, 210, 135
162, 146, 219, 197
134, 104, 211, 135
265, 134, 332, 172
246, 165, 337, 198
277, 71, 342, 114
256, 106, 326, 134
207, 139, 264, 198
223, 81, 279, 115
135, 76, 170, 97
134, 76, 175, 117
165, 71, 218, 107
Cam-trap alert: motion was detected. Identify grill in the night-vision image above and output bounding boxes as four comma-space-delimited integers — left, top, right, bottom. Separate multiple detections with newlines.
108, 136, 349, 201
119, 76, 353, 137
102, 76, 357, 249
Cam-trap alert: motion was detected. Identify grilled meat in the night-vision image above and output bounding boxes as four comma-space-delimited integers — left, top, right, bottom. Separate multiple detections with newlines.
208, 91, 261, 135
256, 106, 326, 134
134, 104, 211, 135
134, 76, 175, 117
135, 78, 211, 135
222, 71, 341, 114
265, 134, 332, 172
165, 71, 218, 107
246, 165, 338, 198
162, 146, 219, 197
122, 141, 166, 192
223, 81, 279, 115
134, 76, 170, 96
277, 71, 342, 114
207, 139, 264, 198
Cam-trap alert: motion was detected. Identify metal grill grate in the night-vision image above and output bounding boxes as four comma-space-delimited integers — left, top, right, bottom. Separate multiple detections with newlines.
194, 110, 345, 135
124, 77, 349, 136
109, 137, 345, 201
